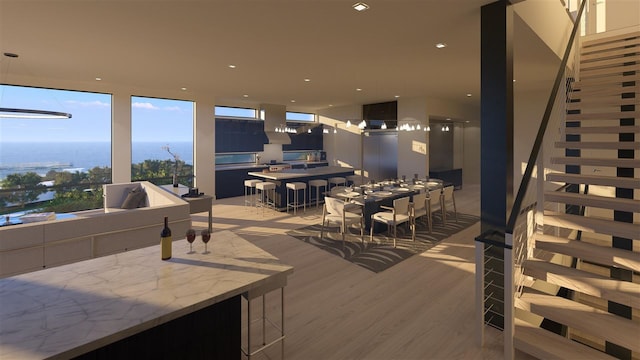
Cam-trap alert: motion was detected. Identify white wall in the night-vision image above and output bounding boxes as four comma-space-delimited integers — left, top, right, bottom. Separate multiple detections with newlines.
194, 97, 215, 198
513, 0, 574, 59
318, 104, 362, 171
606, 0, 640, 32
397, 97, 429, 180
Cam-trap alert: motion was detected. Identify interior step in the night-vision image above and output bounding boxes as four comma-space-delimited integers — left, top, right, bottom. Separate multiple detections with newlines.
563, 125, 640, 134
572, 74, 640, 88
581, 54, 640, 70
514, 318, 616, 360
543, 210, 640, 239
581, 46, 640, 62
572, 85, 640, 98
544, 191, 640, 213
566, 110, 640, 121
550, 157, 640, 168
567, 98, 639, 110
515, 292, 640, 353
582, 31, 640, 53
555, 141, 640, 150
535, 234, 640, 272
545, 172, 640, 189
579, 64, 640, 79
522, 259, 640, 308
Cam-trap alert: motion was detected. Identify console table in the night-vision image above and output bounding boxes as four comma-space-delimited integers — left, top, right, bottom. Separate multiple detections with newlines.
0, 230, 293, 360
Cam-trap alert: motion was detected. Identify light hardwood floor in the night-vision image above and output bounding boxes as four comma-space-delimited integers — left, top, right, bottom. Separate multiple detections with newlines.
189, 184, 533, 360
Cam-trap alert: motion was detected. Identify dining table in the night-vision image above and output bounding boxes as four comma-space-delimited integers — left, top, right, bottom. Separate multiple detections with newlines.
332, 179, 445, 232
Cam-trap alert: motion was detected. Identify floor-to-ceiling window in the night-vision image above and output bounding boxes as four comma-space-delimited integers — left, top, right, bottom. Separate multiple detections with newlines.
131, 96, 194, 187
0, 85, 112, 216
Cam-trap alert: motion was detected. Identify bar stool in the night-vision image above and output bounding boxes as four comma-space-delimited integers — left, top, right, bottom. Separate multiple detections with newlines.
308, 179, 327, 208
286, 182, 306, 215
244, 179, 262, 208
255, 181, 276, 214
328, 177, 346, 191
346, 174, 361, 187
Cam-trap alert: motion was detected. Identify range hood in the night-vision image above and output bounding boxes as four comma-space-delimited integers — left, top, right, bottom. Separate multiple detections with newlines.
261, 103, 291, 145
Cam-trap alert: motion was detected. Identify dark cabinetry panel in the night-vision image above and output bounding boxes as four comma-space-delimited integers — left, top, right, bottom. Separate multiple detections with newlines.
216, 119, 267, 153
283, 125, 323, 151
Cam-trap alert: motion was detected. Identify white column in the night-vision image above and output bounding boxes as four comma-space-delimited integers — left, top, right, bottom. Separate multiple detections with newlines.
194, 98, 215, 198
397, 97, 429, 179
111, 92, 132, 183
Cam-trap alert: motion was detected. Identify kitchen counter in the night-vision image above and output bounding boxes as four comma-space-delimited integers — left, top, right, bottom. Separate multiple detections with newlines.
248, 165, 351, 181
0, 230, 293, 359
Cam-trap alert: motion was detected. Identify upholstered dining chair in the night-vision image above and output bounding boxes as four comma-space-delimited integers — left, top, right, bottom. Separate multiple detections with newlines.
370, 196, 413, 248
411, 191, 431, 233
428, 189, 444, 227
320, 196, 364, 247
441, 185, 458, 224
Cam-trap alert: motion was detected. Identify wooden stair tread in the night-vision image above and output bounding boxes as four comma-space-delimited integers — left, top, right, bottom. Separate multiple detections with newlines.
581, 54, 640, 69
572, 86, 640, 97
514, 318, 616, 360
567, 98, 640, 110
581, 46, 640, 61
579, 64, 640, 79
555, 141, 640, 150
563, 125, 640, 134
515, 292, 640, 352
572, 74, 640, 88
544, 191, 640, 213
543, 210, 640, 239
535, 234, 640, 272
522, 259, 640, 308
566, 110, 640, 121
550, 157, 640, 168
582, 32, 640, 51
545, 172, 640, 189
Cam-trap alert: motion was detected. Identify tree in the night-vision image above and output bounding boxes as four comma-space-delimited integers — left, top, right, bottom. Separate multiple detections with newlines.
1, 172, 47, 209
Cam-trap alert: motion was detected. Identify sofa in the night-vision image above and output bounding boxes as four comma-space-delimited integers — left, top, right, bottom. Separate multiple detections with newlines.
0, 181, 191, 278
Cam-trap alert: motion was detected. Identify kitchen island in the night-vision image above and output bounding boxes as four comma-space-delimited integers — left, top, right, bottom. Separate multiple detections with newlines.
0, 230, 293, 360
248, 166, 355, 210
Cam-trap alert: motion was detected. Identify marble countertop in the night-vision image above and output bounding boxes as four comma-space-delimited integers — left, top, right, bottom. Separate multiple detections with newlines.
0, 230, 293, 360
248, 166, 353, 180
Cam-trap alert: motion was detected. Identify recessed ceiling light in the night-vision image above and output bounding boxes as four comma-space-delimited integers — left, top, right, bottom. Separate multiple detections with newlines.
394, 95, 400, 98
466, 93, 472, 97
181, 87, 187, 91
228, 64, 236, 68
352, 2, 369, 12
356, 88, 362, 91
436, 43, 447, 49
243, 94, 249, 98
290, 100, 296, 103
95, 77, 102, 81
304, 78, 311, 82
446, 118, 451, 121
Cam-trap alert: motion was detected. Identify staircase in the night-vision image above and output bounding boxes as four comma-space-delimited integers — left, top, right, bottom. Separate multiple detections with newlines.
512, 31, 640, 359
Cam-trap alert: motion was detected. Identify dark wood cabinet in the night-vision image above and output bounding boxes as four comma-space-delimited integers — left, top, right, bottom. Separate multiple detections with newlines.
215, 119, 267, 153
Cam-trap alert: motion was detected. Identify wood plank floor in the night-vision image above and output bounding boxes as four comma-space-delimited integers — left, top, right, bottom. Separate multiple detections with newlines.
188, 184, 535, 359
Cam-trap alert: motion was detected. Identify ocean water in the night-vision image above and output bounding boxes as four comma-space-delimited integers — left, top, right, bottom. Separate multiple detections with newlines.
0, 142, 193, 180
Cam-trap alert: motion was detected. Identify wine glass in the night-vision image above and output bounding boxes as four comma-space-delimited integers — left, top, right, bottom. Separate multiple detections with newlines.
186, 229, 196, 253
201, 229, 211, 254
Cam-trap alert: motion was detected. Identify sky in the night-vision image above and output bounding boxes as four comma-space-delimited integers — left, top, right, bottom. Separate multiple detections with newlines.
0, 85, 194, 143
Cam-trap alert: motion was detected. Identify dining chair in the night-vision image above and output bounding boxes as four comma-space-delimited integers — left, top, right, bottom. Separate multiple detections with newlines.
369, 196, 413, 248
320, 196, 364, 247
428, 189, 444, 227
441, 185, 458, 224
411, 191, 431, 233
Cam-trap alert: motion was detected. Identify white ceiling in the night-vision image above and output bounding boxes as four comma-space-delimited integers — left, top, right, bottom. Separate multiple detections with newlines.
0, 0, 555, 116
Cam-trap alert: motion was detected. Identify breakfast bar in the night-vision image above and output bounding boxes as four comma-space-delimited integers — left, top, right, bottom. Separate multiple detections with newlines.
248, 166, 355, 210
0, 230, 293, 360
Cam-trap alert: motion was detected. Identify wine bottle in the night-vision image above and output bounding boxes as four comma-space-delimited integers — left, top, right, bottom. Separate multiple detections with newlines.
161, 216, 172, 260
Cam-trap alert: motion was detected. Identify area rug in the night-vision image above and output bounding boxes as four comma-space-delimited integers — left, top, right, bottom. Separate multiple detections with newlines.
286, 211, 479, 273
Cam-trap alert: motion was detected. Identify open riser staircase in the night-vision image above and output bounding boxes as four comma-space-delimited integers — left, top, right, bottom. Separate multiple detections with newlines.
513, 31, 640, 359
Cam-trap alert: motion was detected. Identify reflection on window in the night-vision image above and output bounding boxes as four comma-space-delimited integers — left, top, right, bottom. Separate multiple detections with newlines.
286, 111, 315, 122
215, 153, 256, 165
0, 85, 112, 216
215, 106, 257, 119
131, 96, 194, 187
